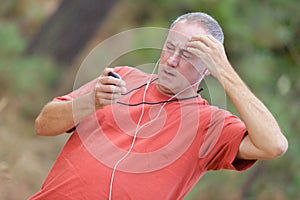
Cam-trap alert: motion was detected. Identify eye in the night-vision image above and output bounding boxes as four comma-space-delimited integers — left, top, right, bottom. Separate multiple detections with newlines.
165, 42, 175, 51
181, 50, 194, 59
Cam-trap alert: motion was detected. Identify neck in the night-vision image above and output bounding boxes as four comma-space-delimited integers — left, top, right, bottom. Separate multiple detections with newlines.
156, 83, 198, 99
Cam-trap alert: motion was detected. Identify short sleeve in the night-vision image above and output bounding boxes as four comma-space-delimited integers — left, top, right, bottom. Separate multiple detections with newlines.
53, 78, 99, 102
200, 108, 256, 171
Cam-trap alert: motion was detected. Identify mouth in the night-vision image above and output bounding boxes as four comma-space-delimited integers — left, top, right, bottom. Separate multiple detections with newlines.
163, 69, 176, 77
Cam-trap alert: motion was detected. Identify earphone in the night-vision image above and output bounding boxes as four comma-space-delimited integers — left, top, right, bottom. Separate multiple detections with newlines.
108, 59, 159, 200
108, 59, 205, 200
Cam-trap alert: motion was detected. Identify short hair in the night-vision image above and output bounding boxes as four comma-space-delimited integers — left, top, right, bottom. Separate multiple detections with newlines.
171, 12, 224, 44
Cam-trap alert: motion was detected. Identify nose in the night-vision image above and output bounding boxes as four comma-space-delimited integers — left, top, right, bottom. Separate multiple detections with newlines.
166, 51, 180, 68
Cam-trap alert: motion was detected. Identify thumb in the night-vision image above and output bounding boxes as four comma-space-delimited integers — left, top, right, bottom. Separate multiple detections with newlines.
103, 67, 114, 76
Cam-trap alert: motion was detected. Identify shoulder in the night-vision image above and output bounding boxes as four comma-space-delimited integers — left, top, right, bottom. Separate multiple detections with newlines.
113, 66, 142, 76
113, 66, 153, 80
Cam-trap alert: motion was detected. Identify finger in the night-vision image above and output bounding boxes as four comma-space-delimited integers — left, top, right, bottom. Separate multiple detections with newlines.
98, 76, 126, 87
190, 35, 219, 47
187, 40, 209, 51
103, 68, 114, 76
94, 98, 118, 109
102, 68, 125, 85
186, 40, 211, 58
206, 35, 220, 43
186, 47, 205, 58
95, 91, 121, 101
96, 83, 126, 94
190, 34, 212, 41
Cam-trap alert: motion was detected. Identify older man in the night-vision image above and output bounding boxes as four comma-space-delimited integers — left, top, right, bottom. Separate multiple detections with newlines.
30, 12, 287, 200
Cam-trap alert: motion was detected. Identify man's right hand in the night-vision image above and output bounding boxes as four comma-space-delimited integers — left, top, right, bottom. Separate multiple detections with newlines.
92, 68, 126, 110
35, 68, 126, 136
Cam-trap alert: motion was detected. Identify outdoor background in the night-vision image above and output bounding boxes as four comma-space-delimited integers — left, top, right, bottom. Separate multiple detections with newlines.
0, 0, 299, 199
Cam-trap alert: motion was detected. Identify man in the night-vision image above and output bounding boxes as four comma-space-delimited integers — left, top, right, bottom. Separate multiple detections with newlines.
30, 12, 288, 199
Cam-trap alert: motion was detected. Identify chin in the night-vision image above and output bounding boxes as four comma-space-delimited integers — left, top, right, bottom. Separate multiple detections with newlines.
157, 82, 175, 96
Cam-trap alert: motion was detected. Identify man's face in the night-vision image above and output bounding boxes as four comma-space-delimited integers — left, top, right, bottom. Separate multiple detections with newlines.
157, 21, 209, 96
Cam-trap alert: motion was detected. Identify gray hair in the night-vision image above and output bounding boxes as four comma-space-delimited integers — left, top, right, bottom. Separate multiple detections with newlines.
171, 12, 224, 44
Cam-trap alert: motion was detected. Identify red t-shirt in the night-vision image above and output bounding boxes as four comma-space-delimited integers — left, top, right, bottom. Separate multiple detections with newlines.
29, 67, 255, 200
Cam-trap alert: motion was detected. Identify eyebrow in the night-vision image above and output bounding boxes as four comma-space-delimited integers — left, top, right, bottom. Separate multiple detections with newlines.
181, 49, 193, 55
166, 40, 193, 54
166, 40, 176, 47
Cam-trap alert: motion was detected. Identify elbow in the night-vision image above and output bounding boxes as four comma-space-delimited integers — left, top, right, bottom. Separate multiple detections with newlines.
35, 115, 50, 136
277, 137, 289, 157
35, 115, 44, 136
267, 137, 288, 159
35, 114, 66, 136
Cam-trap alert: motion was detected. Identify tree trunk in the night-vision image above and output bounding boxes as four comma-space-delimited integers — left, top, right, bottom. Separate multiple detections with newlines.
24, 0, 119, 65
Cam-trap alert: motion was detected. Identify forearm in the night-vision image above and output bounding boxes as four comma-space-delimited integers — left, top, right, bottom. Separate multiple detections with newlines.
186, 35, 287, 159
35, 69, 126, 136
220, 65, 288, 159
35, 92, 95, 136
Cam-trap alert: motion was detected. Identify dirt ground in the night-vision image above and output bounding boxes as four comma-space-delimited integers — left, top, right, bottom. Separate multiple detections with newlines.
0, 102, 69, 200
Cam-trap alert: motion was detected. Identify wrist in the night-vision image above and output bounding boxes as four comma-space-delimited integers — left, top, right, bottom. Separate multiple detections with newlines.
215, 63, 239, 89
72, 92, 97, 123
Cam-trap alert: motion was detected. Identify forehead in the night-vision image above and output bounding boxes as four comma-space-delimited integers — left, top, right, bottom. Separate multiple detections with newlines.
167, 21, 208, 43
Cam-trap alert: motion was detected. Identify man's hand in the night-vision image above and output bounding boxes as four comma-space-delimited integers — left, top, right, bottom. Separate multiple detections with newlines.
35, 68, 126, 136
187, 35, 231, 82
92, 68, 126, 110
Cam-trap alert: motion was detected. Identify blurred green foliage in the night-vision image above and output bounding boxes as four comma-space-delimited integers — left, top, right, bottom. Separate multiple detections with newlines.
112, 0, 300, 199
0, 20, 62, 119
0, 0, 299, 199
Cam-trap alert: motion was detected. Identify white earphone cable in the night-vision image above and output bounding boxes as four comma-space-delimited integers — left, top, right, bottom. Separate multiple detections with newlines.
108, 60, 204, 200
108, 60, 159, 200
